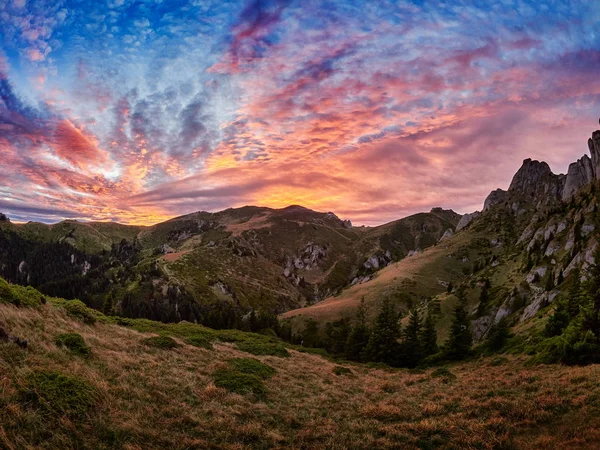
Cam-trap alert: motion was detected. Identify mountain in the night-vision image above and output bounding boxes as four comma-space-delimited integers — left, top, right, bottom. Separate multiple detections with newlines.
0, 203, 460, 326
283, 127, 600, 344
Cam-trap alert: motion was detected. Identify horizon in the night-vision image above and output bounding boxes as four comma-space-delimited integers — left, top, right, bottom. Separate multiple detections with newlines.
1, 1, 599, 226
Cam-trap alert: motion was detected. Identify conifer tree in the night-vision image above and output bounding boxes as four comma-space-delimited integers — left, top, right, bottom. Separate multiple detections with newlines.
420, 311, 438, 357
402, 309, 422, 367
364, 297, 400, 365
477, 278, 490, 316
345, 298, 370, 361
567, 269, 583, 319
445, 287, 472, 360
486, 317, 510, 352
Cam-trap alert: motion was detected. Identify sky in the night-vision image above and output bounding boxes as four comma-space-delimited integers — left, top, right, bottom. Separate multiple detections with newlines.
0, 0, 599, 226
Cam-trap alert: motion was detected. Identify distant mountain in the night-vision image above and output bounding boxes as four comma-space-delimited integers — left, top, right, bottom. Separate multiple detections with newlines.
283, 126, 600, 344
0, 202, 460, 325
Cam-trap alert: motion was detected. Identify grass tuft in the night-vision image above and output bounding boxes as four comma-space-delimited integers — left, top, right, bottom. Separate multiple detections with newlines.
55, 333, 91, 357
17, 371, 97, 419
213, 369, 267, 396
142, 335, 180, 349
332, 365, 353, 376
228, 358, 276, 379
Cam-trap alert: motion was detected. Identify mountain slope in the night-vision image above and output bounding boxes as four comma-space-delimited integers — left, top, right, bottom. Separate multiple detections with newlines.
283, 128, 600, 345
2, 288, 600, 449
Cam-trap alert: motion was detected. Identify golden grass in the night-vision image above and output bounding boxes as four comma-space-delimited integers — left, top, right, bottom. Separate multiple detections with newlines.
2, 303, 600, 449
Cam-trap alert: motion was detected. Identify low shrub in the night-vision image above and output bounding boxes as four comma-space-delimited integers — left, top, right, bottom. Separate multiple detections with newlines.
213, 369, 266, 396
430, 367, 456, 381
185, 335, 213, 350
235, 339, 289, 357
62, 300, 97, 324
0, 278, 44, 307
143, 335, 179, 349
228, 358, 276, 379
332, 366, 353, 376
18, 371, 97, 419
55, 333, 91, 357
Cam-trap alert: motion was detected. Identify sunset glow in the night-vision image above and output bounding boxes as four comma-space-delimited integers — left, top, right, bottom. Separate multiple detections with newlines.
1, 0, 599, 225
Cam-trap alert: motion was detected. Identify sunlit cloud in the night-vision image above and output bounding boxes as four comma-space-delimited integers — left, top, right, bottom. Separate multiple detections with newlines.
0, 0, 599, 225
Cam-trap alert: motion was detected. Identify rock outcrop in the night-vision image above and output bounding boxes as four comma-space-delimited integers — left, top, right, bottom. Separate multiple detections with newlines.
563, 155, 595, 200
455, 212, 480, 231
484, 189, 507, 210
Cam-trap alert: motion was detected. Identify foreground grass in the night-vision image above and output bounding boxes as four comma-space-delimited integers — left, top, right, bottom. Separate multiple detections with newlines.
1, 302, 600, 449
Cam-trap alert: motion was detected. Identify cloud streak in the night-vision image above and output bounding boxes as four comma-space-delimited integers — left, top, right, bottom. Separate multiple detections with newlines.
0, 0, 599, 225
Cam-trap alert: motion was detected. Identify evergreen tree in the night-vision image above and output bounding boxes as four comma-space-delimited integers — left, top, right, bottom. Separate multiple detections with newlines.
301, 319, 321, 347
402, 309, 422, 367
477, 278, 490, 316
486, 317, 510, 352
364, 298, 401, 365
324, 317, 351, 355
567, 269, 583, 319
544, 298, 570, 337
445, 287, 472, 360
557, 269, 564, 285
446, 282, 453, 294
420, 311, 438, 357
345, 298, 370, 361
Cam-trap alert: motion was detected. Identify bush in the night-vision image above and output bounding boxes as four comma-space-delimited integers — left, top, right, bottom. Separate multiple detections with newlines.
235, 339, 290, 357
430, 367, 456, 381
0, 279, 44, 307
185, 335, 213, 350
228, 358, 276, 379
332, 366, 353, 376
62, 300, 97, 324
18, 371, 97, 419
213, 369, 267, 396
55, 333, 91, 357
142, 335, 179, 349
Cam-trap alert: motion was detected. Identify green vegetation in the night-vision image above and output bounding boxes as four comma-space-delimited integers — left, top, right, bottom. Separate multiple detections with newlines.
57, 299, 98, 324
55, 333, 92, 357
18, 371, 97, 419
235, 339, 290, 357
332, 365, 352, 375
142, 335, 180, 349
228, 358, 276, 379
213, 369, 267, 396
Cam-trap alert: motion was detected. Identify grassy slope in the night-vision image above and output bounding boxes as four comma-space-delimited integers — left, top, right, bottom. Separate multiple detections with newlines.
2, 297, 600, 449
1, 220, 143, 254
281, 227, 490, 328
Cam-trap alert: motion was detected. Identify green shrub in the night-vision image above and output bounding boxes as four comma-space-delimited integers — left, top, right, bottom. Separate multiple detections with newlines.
0, 278, 44, 307
142, 335, 179, 349
235, 339, 289, 357
55, 333, 91, 357
18, 371, 97, 419
62, 300, 97, 324
213, 369, 266, 396
228, 358, 276, 379
332, 366, 353, 376
430, 367, 456, 380
185, 335, 213, 350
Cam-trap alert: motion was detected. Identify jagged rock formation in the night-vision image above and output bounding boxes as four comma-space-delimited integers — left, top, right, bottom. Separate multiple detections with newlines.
456, 212, 480, 231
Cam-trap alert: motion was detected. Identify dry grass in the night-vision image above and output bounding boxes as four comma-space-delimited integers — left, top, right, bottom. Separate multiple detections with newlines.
2, 302, 600, 449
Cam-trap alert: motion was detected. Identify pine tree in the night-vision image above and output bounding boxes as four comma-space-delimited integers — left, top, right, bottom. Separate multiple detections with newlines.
402, 309, 422, 367
567, 269, 583, 319
420, 311, 438, 357
544, 298, 570, 337
486, 317, 510, 352
477, 278, 490, 316
364, 298, 401, 365
445, 287, 472, 360
545, 271, 555, 292
447, 282, 453, 294
345, 298, 370, 361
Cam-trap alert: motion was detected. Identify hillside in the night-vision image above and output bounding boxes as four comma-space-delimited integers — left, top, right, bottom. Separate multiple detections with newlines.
2, 286, 600, 449
0, 205, 460, 326
282, 128, 600, 346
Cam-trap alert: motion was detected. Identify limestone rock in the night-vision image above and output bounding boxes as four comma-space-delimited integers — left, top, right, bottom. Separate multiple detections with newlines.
455, 212, 480, 231
484, 189, 507, 211
562, 155, 595, 200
